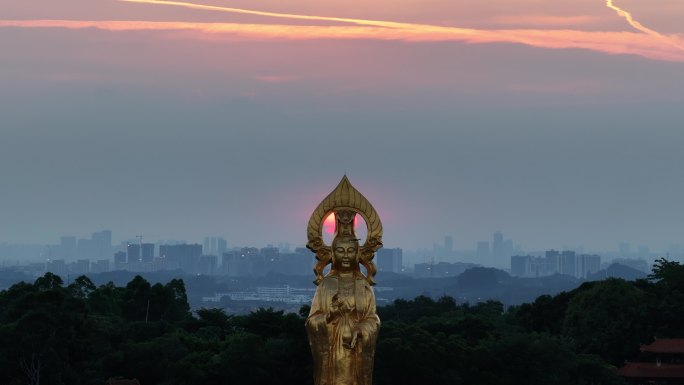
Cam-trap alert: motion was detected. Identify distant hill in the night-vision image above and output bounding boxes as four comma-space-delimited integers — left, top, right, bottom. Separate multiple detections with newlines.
416, 267, 581, 306
0, 268, 34, 290
0, 263, 652, 310
586, 263, 648, 281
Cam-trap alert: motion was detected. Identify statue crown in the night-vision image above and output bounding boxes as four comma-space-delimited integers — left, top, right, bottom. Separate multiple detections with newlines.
307, 176, 383, 286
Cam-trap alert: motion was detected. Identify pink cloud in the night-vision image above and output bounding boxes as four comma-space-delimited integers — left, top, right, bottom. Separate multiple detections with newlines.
1, 15, 683, 62
488, 14, 602, 27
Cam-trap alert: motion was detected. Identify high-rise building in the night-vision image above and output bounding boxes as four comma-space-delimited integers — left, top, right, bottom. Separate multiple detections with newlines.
261, 247, 280, 261
221, 250, 235, 274
492, 232, 504, 258
91, 259, 110, 274
217, 238, 228, 256
141, 243, 154, 263
114, 251, 127, 267
511, 255, 532, 277
222, 250, 252, 276
560, 250, 576, 277
71, 259, 90, 275
545, 250, 561, 274
512, 251, 598, 278
222, 251, 238, 275
578, 254, 601, 278
377, 248, 403, 273
72, 231, 112, 260
160, 243, 202, 273
127, 243, 141, 263
92, 230, 112, 259
444, 236, 453, 254
47, 259, 67, 278
198, 255, 218, 275
203, 237, 210, 254
251, 247, 277, 276
203, 237, 228, 256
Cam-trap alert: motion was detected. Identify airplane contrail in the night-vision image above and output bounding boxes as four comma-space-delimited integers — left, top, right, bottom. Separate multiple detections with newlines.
606, 0, 684, 50
120, 0, 455, 32
121, 0, 374, 26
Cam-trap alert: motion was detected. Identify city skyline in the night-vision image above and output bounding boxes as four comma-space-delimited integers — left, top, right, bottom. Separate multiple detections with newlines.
0, 227, 675, 263
0, 229, 677, 252
2, 228, 655, 280
2, 0, 684, 251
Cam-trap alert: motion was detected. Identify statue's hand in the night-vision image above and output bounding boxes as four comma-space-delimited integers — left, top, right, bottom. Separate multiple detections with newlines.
350, 326, 363, 349
325, 311, 338, 324
307, 313, 327, 334
328, 294, 354, 323
327, 295, 342, 323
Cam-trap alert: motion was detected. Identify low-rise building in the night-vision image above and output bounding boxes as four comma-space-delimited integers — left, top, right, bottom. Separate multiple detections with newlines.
618, 339, 684, 384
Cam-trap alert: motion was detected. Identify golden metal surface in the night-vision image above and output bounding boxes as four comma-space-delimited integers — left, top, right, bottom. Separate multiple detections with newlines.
306, 175, 383, 286
305, 176, 382, 385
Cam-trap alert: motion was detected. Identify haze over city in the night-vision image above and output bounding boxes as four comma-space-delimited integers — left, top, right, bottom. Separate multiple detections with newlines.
4, 2, 684, 384
2, 0, 684, 252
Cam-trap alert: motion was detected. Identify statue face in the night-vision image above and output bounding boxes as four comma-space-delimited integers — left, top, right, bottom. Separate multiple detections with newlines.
333, 239, 359, 271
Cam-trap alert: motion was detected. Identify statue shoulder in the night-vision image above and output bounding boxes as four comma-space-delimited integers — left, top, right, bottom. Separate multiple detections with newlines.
355, 275, 373, 290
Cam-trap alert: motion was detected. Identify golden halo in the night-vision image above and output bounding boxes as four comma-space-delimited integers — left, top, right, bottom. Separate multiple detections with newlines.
306, 176, 383, 285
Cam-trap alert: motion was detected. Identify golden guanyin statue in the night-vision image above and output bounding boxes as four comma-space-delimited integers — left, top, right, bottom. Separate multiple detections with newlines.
306, 176, 383, 385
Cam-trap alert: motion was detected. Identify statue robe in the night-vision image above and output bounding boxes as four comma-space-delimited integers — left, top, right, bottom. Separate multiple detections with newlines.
306, 273, 380, 385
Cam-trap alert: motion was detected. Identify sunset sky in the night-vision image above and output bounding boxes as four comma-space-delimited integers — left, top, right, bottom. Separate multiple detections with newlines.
2, 0, 684, 254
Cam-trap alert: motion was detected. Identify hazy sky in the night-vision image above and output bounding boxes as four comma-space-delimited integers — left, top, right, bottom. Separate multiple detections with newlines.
1, 0, 684, 252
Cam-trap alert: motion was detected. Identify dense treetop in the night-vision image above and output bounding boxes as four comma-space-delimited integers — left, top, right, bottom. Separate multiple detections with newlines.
1, 258, 683, 385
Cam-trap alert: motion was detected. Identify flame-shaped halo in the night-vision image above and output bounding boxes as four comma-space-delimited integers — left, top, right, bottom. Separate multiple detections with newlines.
306, 176, 383, 285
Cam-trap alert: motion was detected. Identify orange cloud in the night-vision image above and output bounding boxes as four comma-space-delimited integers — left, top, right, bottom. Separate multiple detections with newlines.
119, 0, 684, 60
1, 15, 683, 62
488, 15, 601, 27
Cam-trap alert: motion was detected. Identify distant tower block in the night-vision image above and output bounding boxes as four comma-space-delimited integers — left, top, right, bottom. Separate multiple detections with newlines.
444, 236, 453, 253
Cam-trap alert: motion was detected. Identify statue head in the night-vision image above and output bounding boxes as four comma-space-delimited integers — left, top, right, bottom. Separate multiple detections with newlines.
331, 236, 360, 272
307, 176, 383, 285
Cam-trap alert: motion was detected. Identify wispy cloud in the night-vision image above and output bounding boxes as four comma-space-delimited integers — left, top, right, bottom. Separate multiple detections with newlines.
606, 0, 684, 50
120, 0, 684, 61
488, 15, 601, 27
2, 0, 683, 62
